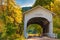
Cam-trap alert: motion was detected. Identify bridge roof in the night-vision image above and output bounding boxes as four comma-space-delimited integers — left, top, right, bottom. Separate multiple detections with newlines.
23, 5, 55, 16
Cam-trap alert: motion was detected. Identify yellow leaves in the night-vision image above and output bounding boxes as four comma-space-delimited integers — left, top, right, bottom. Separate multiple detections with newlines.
6, 6, 22, 24
15, 34, 20, 38
54, 0, 60, 3
0, 0, 23, 40
4, 0, 23, 24
12, 8, 22, 23
50, 2, 54, 12
6, 16, 14, 23
14, 6, 22, 14
12, 5, 22, 23
50, 2, 54, 7
52, 0, 60, 15
54, 0, 60, 7
0, 19, 5, 32
15, 16, 22, 23
0, 19, 5, 27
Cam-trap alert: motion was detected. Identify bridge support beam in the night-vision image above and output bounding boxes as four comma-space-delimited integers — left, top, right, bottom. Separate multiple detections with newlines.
47, 21, 56, 38
24, 21, 28, 39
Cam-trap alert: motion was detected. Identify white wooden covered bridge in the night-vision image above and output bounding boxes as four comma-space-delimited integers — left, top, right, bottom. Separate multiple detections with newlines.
23, 5, 56, 38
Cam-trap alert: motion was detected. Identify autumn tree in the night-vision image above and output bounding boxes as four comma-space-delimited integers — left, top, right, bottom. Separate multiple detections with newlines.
53, 0, 60, 15
0, 0, 23, 39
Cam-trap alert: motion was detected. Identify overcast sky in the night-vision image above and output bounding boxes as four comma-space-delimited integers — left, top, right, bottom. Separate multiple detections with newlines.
16, 0, 36, 7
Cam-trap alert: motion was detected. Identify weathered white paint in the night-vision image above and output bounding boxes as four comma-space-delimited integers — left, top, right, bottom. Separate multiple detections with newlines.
23, 6, 56, 38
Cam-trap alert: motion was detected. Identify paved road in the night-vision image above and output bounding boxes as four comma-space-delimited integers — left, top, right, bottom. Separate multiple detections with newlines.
27, 37, 59, 40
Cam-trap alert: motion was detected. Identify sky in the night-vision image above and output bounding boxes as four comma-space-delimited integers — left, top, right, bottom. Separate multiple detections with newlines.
15, 0, 36, 7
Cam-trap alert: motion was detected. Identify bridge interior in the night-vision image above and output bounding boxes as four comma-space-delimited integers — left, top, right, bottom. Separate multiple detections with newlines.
27, 17, 49, 36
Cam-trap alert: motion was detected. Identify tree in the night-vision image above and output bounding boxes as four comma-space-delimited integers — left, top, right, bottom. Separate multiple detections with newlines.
0, 0, 23, 39
53, 0, 60, 15
33, 0, 53, 6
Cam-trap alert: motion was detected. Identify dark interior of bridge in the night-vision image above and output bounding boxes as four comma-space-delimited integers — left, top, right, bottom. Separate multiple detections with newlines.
27, 17, 49, 36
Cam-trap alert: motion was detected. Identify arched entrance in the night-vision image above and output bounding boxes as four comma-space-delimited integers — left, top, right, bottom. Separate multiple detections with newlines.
27, 17, 49, 36
27, 24, 42, 37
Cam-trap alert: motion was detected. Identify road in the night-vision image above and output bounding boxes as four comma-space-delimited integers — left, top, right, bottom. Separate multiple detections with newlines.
27, 37, 59, 40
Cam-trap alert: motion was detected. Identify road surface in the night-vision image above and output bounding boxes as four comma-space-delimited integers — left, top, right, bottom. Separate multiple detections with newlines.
27, 37, 59, 40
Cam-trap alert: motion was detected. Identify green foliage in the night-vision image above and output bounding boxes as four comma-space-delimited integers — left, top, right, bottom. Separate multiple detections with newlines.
27, 24, 42, 35
57, 33, 60, 39
33, 0, 53, 6
6, 23, 16, 35
53, 16, 60, 28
